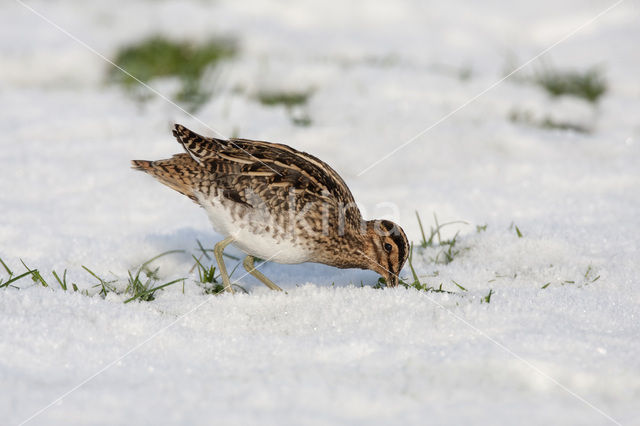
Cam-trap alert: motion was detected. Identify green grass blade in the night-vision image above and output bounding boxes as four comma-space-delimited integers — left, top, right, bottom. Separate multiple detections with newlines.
52, 270, 67, 291
415, 211, 427, 247
228, 261, 240, 279
139, 249, 185, 271
0, 270, 33, 288
452, 280, 467, 291
0, 258, 13, 276
408, 243, 420, 286
433, 213, 442, 245
196, 239, 212, 261
515, 226, 523, 238
82, 265, 104, 283
223, 252, 241, 261
20, 259, 48, 287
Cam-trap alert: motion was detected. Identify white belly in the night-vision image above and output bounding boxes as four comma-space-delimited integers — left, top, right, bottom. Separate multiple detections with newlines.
197, 194, 311, 264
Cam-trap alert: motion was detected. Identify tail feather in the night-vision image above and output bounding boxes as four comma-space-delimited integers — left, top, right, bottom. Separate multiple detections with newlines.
131, 159, 154, 172
172, 124, 223, 165
131, 155, 200, 202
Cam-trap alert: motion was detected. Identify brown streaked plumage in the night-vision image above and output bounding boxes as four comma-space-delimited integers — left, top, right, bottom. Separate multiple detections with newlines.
132, 124, 409, 292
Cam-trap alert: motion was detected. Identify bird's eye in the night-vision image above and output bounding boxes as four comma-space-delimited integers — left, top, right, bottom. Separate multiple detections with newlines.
384, 242, 393, 252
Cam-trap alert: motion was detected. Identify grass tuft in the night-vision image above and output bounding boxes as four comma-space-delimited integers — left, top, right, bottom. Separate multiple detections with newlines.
533, 66, 606, 103
541, 264, 601, 290
584, 265, 600, 283
52, 269, 78, 292
0, 257, 35, 289
509, 109, 590, 134
124, 250, 186, 303
257, 89, 313, 127
396, 243, 458, 294
108, 35, 237, 112
539, 117, 590, 133
415, 211, 468, 264
20, 260, 48, 287
82, 265, 117, 298
257, 90, 311, 107
192, 255, 218, 283
416, 211, 468, 249
482, 289, 494, 304
190, 254, 245, 294
435, 231, 461, 264
124, 276, 185, 304
1, 257, 56, 289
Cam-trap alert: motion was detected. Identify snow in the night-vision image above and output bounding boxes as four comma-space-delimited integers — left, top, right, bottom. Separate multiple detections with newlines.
1, 0, 639, 424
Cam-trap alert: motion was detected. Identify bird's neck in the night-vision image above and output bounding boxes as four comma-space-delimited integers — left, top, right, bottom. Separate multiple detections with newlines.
315, 222, 376, 269
321, 221, 379, 270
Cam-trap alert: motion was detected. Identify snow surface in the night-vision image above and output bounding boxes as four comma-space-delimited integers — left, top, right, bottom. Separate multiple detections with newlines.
1, 0, 639, 425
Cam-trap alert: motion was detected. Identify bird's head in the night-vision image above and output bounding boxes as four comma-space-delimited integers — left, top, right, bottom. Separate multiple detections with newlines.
364, 220, 409, 287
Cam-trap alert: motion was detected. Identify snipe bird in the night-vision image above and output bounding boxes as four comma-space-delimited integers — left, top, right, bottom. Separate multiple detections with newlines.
132, 124, 409, 292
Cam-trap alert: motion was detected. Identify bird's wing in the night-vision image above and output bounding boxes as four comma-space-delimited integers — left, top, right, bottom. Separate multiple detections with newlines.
172, 124, 363, 228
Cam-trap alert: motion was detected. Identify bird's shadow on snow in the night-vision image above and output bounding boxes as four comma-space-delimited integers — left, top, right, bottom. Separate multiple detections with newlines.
142, 227, 379, 291
143, 227, 224, 253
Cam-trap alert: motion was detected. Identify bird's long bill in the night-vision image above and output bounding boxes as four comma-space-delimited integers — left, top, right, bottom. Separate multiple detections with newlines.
385, 272, 399, 287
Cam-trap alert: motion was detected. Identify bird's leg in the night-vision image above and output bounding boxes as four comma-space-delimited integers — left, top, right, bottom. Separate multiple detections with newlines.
242, 256, 283, 291
214, 237, 235, 293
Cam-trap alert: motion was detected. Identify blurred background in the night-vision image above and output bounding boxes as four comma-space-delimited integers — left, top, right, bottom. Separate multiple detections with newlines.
2, 0, 639, 266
